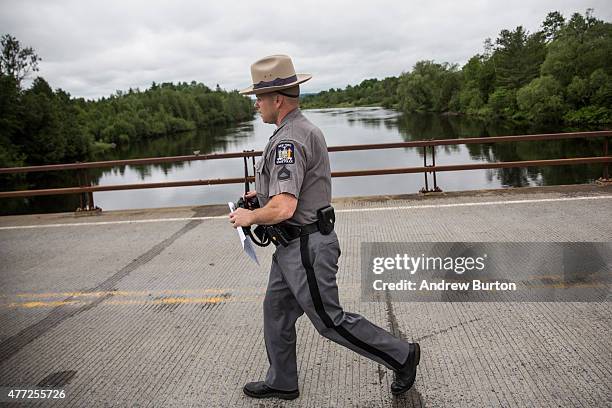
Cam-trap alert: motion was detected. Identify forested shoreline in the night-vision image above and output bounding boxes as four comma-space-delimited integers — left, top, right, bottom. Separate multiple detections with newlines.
302, 10, 612, 127
0, 34, 254, 170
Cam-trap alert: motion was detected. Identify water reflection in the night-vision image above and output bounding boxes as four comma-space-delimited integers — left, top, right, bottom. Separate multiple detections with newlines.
0, 107, 606, 215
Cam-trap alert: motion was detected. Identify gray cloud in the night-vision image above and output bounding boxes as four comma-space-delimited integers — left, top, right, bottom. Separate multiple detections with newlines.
1, 0, 610, 99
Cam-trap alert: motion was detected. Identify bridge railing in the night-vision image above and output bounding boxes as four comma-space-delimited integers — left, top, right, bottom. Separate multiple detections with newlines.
0, 131, 610, 211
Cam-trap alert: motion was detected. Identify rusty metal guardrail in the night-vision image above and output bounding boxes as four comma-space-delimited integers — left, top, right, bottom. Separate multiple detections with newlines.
0, 130, 610, 212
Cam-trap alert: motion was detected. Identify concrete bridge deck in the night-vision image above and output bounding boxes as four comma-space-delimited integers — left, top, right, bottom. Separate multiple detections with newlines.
0, 184, 611, 407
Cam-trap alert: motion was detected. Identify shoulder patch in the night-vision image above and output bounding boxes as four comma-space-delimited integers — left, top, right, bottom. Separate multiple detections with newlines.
275, 142, 295, 165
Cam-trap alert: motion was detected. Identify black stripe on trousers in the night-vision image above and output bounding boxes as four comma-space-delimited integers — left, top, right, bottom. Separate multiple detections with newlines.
299, 235, 404, 371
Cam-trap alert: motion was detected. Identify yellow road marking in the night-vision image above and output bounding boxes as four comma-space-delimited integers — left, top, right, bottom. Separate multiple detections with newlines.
17, 300, 80, 308
2, 294, 268, 309
3, 288, 259, 300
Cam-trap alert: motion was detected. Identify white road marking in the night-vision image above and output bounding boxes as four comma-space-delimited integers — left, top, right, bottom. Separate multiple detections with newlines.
336, 195, 612, 213
0, 195, 610, 231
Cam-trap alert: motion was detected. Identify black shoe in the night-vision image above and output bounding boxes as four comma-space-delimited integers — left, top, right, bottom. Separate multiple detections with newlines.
243, 381, 299, 400
391, 343, 420, 395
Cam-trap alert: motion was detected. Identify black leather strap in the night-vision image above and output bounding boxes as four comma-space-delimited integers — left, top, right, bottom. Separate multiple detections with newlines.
299, 222, 320, 235
278, 221, 319, 241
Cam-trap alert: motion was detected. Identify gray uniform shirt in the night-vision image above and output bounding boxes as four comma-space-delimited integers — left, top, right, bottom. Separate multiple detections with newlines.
255, 108, 332, 226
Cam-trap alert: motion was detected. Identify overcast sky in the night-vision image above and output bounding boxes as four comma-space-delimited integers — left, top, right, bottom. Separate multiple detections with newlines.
1, 0, 610, 100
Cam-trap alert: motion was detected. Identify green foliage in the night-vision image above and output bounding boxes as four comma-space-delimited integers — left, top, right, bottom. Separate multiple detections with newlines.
461, 54, 495, 104
563, 106, 612, 124
487, 88, 518, 119
560, 69, 612, 124
80, 82, 254, 148
566, 76, 590, 108
541, 11, 566, 42
301, 77, 400, 109
541, 9, 612, 87
589, 69, 612, 107
0, 74, 24, 168
397, 61, 461, 112
492, 26, 547, 90
301, 9, 611, 126
516, 76, 566, 123
457, 86, 485, 114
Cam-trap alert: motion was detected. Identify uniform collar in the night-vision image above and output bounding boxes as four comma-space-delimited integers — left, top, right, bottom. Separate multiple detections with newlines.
270, 108, 301, 139
280, 107, 301, 125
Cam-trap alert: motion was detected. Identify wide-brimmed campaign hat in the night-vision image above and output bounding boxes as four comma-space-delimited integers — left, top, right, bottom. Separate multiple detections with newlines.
239, 54, 312, 95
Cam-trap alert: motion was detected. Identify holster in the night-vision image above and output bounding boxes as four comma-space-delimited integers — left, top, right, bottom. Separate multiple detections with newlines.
265, 225, 290, 247
317, 205, 335, 235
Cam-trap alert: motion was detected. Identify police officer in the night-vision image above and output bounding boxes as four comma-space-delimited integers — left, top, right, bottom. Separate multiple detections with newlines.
230, 55, 420, 400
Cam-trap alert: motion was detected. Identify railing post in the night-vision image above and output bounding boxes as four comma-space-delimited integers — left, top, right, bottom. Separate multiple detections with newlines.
75, 166, 101, 214
420, 146, 429, 193
84, 170, 96, 210
420, 142, 442, 193
604, 137, 609, 181
431, 145, 442, 192
76, 166, 86, 211
76, 168, 82, 209
251, 154, 256, 183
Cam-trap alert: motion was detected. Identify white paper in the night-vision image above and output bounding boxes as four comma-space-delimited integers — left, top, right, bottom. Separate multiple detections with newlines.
228, 202, 259, 265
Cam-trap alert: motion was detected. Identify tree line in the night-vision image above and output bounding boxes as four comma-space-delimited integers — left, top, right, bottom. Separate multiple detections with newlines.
0, 34, 255, 170
302, 10, 612, 126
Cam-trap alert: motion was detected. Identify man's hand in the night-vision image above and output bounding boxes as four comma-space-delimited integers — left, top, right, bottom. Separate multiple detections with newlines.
229, 192, 296, 229
245, 190, 257, 199
229, 207, 254, 228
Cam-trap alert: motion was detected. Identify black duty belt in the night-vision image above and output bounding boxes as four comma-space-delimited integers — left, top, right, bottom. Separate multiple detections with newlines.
266, 206, 335, 247
278, 221, 320, 241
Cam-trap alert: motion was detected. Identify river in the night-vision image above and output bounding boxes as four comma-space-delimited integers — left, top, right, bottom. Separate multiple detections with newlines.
0, 107, 606, 215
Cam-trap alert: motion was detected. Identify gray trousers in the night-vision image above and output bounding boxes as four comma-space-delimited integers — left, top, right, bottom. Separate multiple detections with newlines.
263, 230, 411, 391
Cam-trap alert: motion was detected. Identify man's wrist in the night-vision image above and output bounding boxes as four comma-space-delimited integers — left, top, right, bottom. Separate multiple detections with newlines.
249, 209, 259, 226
